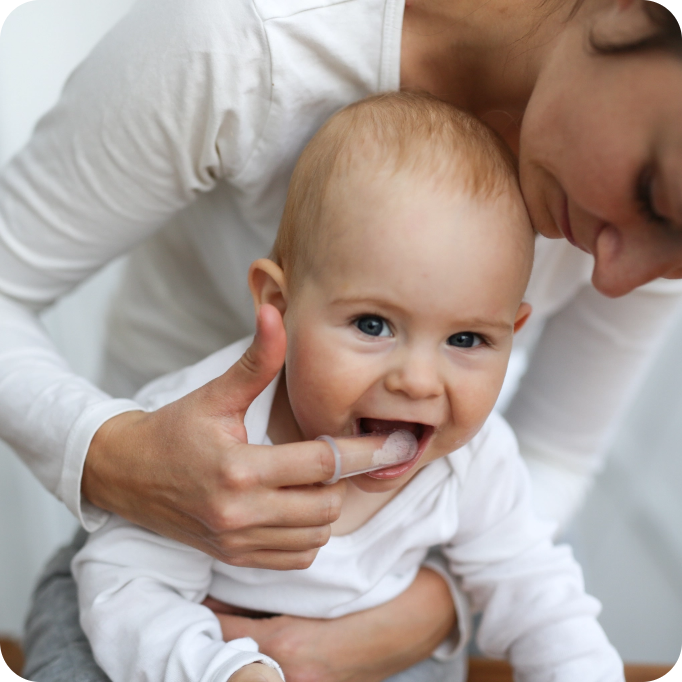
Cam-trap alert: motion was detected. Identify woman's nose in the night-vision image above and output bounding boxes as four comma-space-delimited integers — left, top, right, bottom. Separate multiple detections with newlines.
591, 223, 682, 297
384, 350, 444, 401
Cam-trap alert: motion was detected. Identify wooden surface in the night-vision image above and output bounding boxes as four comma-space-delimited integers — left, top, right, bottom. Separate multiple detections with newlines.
0, 638, 24, 677
467, 658, 674, 682
0, 641, 675, 682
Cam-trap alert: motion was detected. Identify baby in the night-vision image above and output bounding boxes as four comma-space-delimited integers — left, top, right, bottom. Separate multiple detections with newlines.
73, 93, 624, 682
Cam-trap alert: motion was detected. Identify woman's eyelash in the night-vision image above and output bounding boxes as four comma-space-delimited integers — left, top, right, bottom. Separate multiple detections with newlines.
637, 167, 667, 225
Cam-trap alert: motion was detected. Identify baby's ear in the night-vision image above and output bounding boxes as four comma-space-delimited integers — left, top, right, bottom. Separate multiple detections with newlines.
248, 259, 288, 317
513, 302, 532, 334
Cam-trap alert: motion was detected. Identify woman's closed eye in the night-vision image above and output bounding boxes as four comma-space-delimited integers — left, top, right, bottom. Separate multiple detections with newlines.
447, 332, 483, 348
637, 166, 667, 226
354, 315, 392, 337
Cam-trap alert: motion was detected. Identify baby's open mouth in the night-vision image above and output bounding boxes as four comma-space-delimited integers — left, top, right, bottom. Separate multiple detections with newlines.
356, 418, 434, 479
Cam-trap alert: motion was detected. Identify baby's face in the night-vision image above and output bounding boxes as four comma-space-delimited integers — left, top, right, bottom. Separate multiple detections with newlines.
282, 170, 532, 492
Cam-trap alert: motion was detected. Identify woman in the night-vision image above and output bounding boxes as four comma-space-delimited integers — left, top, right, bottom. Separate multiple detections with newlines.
1, 0, 681, 679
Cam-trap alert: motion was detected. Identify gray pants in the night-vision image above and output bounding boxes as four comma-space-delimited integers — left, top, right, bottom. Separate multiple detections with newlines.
23, 532, 466, 682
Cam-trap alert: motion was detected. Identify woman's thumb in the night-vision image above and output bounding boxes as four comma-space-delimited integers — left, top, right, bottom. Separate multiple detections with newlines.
208, 304, 286, 420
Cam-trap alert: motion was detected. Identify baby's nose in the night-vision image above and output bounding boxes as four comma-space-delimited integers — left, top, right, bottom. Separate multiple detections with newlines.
385, 351, 444, 400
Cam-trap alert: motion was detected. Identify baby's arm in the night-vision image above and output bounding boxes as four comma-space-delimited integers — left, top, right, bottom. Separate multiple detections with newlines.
72, 515, 284, 682
444, 414, 624, 682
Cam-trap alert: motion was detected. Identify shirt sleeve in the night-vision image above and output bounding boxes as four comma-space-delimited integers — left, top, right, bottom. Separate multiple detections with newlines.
421, 550, 472, 660
0, 0, 271, 528
442, 415, 625, 682
72, 516, 284, 682
505, 277, 682, 529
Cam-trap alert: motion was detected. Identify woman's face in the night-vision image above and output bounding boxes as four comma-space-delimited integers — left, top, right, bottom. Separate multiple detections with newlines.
520, 0, 682, 296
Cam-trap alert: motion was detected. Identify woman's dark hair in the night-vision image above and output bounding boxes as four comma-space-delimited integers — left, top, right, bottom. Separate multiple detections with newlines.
589, 1, 682, 56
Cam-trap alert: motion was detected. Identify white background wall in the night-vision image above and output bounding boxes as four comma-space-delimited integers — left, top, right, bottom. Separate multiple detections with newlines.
0, 0, 133, 637
0, 0, 681, 666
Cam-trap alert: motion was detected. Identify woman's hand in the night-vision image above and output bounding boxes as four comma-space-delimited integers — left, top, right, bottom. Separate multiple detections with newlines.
209, 567, 457, 682
82, 304, 345, 570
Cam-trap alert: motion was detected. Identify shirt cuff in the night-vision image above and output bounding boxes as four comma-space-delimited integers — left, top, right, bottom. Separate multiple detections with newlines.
422, 550, 471, 661
58, 398, 143, 532
214, 638, 284, 682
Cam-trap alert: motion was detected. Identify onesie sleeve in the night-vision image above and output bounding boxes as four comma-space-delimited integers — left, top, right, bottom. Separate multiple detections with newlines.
0, 0, 271, 528
72, 515, 284, 682
505, 277, 682, 530
442, 414, 625, 682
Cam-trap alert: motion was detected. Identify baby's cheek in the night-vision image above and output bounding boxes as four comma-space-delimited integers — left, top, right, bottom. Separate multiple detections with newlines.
449, 379, 500, 434
285, 341, 356, 435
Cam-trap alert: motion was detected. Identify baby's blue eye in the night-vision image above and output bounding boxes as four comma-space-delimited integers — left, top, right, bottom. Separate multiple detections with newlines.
447, 332, 482, 348
355, 315, 391, 337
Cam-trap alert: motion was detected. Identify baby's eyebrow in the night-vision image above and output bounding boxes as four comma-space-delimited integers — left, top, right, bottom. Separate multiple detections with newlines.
456, 317, 513, 333
327, 295, 403, 312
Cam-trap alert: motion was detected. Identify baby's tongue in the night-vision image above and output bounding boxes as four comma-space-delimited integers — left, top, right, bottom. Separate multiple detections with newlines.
361, 418, 418, 436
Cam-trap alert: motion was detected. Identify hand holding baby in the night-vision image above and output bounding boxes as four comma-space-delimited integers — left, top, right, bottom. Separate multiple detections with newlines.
82, 303, 345, 569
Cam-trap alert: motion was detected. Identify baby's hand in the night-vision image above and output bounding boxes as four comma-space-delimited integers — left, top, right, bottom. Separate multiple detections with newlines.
229, 663, 282, 682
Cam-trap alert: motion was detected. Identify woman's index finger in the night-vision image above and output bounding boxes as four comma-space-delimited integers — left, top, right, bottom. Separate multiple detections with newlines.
250, 439, 338, 487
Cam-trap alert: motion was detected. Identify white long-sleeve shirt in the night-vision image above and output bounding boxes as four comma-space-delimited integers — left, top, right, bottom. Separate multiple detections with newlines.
72, 337, 624, 682
0, 0, 680, 531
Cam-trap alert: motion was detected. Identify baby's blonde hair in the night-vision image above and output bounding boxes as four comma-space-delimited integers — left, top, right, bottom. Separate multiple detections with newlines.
272, 91, 519, 287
